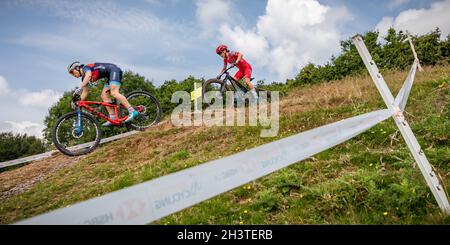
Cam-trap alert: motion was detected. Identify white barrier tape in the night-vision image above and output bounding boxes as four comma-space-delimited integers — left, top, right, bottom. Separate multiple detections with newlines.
0, 151, 57, 169
394, 59, 418, 111
16, 109, 391, 225
0, 131, 138, 169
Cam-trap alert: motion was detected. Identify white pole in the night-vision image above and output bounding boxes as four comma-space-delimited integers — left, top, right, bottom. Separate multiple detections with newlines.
407, 36, 424, 72
353, 35, 450, 214
193, 82, 203, 126
194, 82, 199, 113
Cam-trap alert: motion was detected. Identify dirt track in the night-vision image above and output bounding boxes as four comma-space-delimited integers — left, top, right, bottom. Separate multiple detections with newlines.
0, 154, 85, 201
0, 118, 197, 201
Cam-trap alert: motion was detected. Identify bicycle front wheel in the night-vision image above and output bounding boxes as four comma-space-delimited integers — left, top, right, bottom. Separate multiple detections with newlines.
126, 91, 162, 130
52, 111, 101, 156
202, 79, 229, 107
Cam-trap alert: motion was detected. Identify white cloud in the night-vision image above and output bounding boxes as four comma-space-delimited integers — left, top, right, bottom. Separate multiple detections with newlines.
196, 0, 235, 35
375, 17, 395, 39
0, 81, 59, 139
376, 0, 450, 38
218, 0, 353, 81
2, 121, 45, 138
0, 77, 49, 139
219, 25, 270, 67
19, 89, 63, 108
0, 75, 62, 108
0, 76, 10, 96
118, 61, 218, 84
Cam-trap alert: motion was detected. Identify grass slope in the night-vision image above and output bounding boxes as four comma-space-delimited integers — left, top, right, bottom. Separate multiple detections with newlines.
1, 65, 449, 224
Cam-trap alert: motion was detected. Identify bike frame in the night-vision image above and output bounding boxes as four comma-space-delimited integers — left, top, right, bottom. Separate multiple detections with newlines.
219, 66, 249, 93
224, 73, 248, 93
77, 100, 142, 126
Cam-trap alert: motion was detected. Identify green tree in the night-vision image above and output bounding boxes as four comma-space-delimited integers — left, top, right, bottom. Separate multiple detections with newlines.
294, 63, 321, 85
380, 28, 412, 69
440, 34, 450, 63
0, 132, 46, 162
414, 28, 442, 65
291, 31, 381, 86
335, 31, 381, 78
288, 28, 450, 88
156, 76, 204, 114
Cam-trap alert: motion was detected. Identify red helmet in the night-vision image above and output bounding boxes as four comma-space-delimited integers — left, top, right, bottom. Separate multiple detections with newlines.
216, 44, 228, 54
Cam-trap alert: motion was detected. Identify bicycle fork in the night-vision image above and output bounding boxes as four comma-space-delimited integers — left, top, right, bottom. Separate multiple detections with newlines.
75, 108, 83, 136
215, 83, 227, 99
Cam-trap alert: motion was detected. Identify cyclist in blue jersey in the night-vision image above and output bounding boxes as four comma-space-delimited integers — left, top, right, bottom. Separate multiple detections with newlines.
67, 61, 139, 126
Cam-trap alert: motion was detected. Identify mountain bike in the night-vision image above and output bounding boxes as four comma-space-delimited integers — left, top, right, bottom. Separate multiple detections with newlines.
202, 65, 271, 107
52, 90, 162, 156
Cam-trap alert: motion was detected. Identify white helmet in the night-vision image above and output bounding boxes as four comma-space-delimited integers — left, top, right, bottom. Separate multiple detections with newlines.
68, 61, 81, 73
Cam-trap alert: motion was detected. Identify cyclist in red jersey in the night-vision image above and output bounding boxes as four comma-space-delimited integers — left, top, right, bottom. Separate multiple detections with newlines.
67, 61, 139, 126
216, 44, 258, 100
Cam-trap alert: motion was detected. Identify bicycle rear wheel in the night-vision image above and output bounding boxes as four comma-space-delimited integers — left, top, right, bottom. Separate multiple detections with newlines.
256, 88, 272, 103
125, 91, 162, 130
52, 111, 101, 156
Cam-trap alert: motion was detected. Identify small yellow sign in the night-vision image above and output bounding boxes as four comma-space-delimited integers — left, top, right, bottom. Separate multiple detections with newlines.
191, 86, 202, 101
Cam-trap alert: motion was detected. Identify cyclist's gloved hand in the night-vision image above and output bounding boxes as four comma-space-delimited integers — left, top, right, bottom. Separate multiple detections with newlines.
74, 87, 83, 96
71, 88, 82, 109
89, 81, 98, 87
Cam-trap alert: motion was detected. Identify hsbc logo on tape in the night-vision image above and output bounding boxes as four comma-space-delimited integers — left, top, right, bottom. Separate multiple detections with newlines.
116, 199, 146, 221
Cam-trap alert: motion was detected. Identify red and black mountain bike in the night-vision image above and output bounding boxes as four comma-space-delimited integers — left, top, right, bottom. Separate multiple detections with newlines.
202, 65, 271, 107
52, 90, 162, 156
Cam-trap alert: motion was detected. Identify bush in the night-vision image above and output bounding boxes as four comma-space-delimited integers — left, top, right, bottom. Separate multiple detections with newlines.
288, 28, 450, 87
0, 132, 46, 162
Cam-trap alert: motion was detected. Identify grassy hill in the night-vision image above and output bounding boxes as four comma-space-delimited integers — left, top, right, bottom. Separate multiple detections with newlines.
1, 65, 449, 224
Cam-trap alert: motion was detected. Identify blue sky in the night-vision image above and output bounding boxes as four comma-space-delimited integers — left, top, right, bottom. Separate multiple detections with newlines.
1, 0, 449, 138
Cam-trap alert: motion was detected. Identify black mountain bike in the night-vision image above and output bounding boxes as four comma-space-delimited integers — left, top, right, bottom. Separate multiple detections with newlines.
202, 65, 271, 107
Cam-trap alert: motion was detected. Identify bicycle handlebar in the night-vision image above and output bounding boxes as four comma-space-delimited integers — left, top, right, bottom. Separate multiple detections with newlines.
72, 93, 81, 108
73, 93, 81, 102
217, 64, 236, 78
